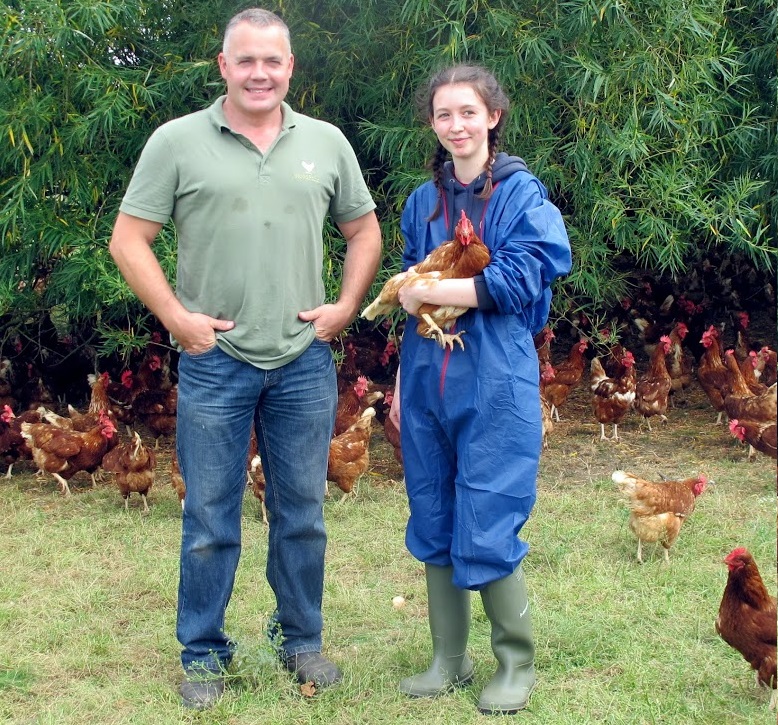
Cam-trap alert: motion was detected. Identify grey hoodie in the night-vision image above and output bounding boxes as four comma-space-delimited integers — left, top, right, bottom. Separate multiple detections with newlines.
440, 152, 530, 309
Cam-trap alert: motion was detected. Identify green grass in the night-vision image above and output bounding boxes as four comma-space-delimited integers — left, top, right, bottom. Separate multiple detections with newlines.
0, 394, 775, 724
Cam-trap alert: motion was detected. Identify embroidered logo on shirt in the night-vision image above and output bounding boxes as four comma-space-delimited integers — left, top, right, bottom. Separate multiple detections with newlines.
294, 160, 320, 183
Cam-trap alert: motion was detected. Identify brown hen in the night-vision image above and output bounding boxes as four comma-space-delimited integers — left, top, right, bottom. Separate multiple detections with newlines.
613, 470, 709, 563
634, 335, 672, 430
334, 375, 382, 436
666, 322, 694, 402
102, 430, 157, 512
716, 547, 777, 710
20, 410, 118, 495
697, 325, 730, 424
590, 352, 636, 441
170, 449, 186, 509
327, 406, 376, 497
541, 338, 589, 421
132, 385, 177, 447
722, 351, 777, 442
361, 211, 490, 350
1, 405, 43, 478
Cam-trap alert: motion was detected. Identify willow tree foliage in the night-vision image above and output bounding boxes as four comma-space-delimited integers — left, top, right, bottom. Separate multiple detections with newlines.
0, 0, 774, 360
0, 0, 235, 357
351, 0, 776, 317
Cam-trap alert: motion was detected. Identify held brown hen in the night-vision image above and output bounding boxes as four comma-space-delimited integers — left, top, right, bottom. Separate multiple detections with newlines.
102, 430, 157, 512
590, 352, 636, 441
361, 210, 490, 350
715, 547, 777, 710
612, 470, 709, 563
327, 406, 376, 497
20, 410, 118, 495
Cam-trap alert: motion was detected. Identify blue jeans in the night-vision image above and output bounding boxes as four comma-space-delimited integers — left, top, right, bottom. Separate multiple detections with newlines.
175, 340, 336, 674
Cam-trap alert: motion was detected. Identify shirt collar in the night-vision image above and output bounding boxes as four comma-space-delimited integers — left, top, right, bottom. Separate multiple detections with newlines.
208, 96, 297, 132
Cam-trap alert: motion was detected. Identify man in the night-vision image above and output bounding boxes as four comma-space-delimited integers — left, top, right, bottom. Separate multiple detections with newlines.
110, 8, 381, 710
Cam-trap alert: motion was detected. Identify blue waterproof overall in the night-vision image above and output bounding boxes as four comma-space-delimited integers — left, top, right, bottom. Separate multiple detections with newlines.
399, 161, 572, 590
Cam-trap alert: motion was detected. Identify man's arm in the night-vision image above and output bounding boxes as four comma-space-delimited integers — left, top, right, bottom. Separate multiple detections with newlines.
298, 210, 382, 340
109, 212, 234, 353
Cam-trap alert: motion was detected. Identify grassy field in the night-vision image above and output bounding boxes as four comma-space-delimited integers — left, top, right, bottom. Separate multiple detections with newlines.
0, 383, 775, 724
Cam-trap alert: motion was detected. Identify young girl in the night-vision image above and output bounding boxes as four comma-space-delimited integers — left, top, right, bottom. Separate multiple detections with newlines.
389, 65, 571, 714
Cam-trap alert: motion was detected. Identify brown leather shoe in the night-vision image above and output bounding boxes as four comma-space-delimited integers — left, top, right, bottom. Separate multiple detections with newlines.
282, 652, 342, 688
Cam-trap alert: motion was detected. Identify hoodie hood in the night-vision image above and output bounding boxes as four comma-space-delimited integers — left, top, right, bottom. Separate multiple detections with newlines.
441, 152, 529, 237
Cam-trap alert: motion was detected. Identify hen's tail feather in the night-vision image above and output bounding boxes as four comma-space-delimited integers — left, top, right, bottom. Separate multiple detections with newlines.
361, 297, 393, 321
612, 470, 640, 487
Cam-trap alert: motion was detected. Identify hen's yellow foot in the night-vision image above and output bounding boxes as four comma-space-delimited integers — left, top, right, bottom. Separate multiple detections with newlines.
437, 331, 466, 351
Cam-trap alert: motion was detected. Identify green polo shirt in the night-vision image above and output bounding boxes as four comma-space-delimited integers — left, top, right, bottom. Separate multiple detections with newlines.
119, 96, 376, 369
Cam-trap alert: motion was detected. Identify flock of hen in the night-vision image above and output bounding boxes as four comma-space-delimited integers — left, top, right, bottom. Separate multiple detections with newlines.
536, 312, 776, 457
534, 307, 776, 710
1, 270, 776, 707
0, 331, 397, 513
1, 337, 175, 505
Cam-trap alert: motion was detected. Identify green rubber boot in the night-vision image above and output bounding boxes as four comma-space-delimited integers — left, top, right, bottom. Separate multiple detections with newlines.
399, 565, 474, 697
477, 566, 536, 714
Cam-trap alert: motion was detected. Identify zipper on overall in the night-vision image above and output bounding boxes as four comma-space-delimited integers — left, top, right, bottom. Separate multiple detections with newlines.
437, 193, 495, 397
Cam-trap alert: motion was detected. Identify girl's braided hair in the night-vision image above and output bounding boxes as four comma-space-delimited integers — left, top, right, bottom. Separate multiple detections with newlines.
416, 64, 510, 220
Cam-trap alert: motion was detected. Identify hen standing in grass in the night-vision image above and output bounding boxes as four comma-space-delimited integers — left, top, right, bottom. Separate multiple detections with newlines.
721, 349, 777, 461
334, 374, 381, 435
40, 373, 119, 445
327, 406, 376, 496
541, 338, 589, 421
633, 335, 672, 430
738, 351, 768, 397
755, 345, 777, 387
716, 547, 777, 710
381, 388, 402, 466
590, 351, 636, 441
132, 384, 178, 447
21, 410, 117, 495
697, 325, 730, 424
102, 430, 157, 512
0, 405, 42, 478
612, 470, 708, 563
170, 449, 186, 510
666, 322, 694, 404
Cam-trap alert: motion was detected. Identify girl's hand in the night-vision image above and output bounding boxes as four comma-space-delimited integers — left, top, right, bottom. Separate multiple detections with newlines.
398, 279, 435, 316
